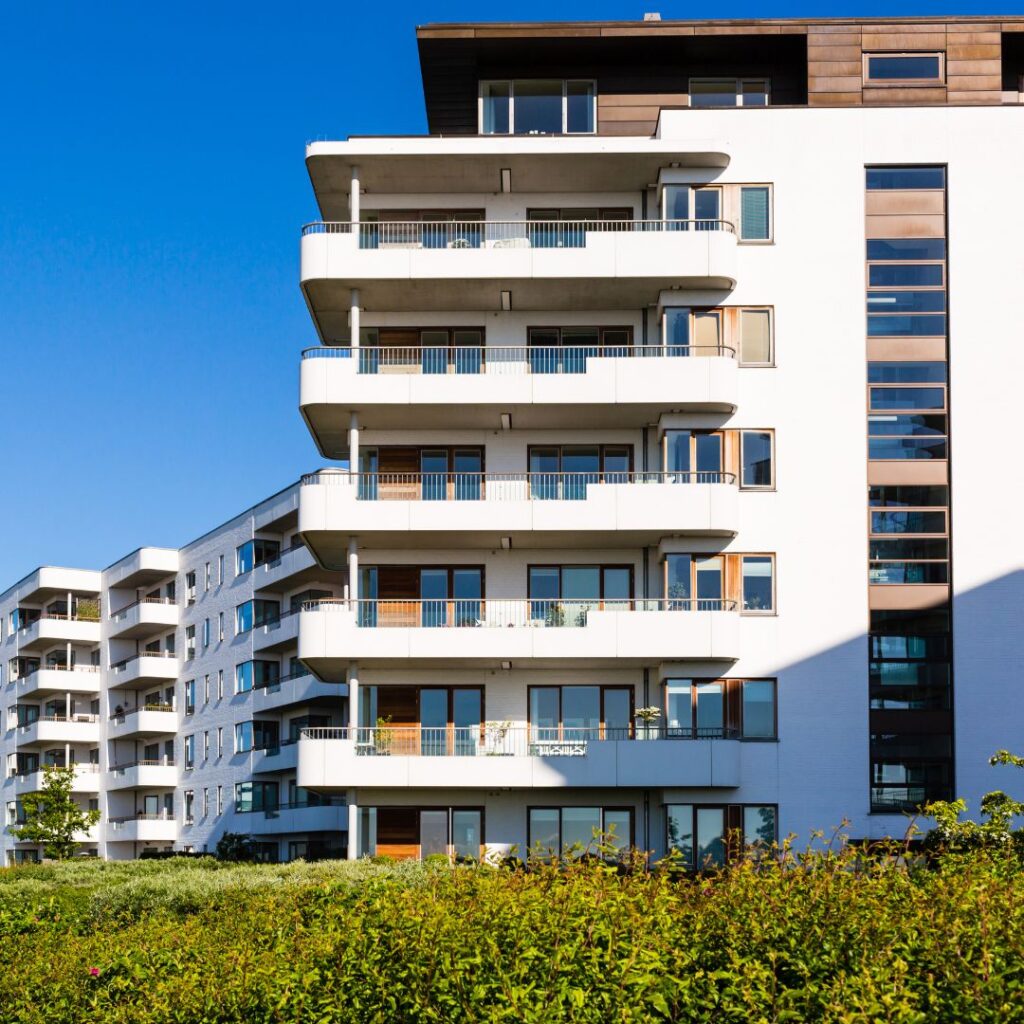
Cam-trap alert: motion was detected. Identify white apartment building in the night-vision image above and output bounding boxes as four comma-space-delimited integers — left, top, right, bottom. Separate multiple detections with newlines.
4, 15, 1023, 865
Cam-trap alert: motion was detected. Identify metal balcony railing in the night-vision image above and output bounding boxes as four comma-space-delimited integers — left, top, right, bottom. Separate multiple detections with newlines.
301, 343, 736, 374
302, 597, 736, 628
302, 469, 735, 501
109, 596, 177, 620
110, 651, 178, 671
108, 704, 176, 721
300, 724, 738, 756
301, 218, 735, 248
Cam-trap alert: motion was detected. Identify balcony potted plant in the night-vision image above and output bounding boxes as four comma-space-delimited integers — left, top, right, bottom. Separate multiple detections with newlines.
634, 706, 662, 741
374, 715, 394, 756
484, 720, 513, 755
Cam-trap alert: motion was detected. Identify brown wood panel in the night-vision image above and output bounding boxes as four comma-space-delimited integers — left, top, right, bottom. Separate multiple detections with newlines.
377, 807, 418, 843
598, 105, 666, 121
808, 92, 863, 105
808, 60, 863, 75
866, 191, 945, 216
869, 584, 950, 610
376, 844, 419, 860
598, 26, 696, 37
946, 74, 1003, 91
865, 214, 945, 237
867, 338, 947, 361
867, 461, 948, 486
377, 566, 420, 599
377, 448, 420, 474
599, 92, 690, 106
945, 27, 1001, 39
863, 87, 948, 105
808, 47, 863, 62
862, 33, 948, 49
947, 89, 1005, 104
599, 121, 657, 136
811, 75, 864, 91
377, 687, 419, 725
695, 25, 785, 35
946, 46, 1002, 61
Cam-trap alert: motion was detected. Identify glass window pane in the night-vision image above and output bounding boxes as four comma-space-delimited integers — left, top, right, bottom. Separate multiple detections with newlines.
868, 56, 937, 81
696, 807, 726, 867
665, 679, 693, 732
694, 434, 722, 474
868, 314, 946, 337
693, 311, 720, 348
562, 566, 600, 601
602, 568, 631, 602
866, 166, 945, 189
562, 687, 600, 737
513, 80, 562, 134
868, 264, 943, 287
742, 680, 775, 738
666, 805, 694, 865
739, 308, 771, 362
562, 806, 602, 854
482, 81, 510, 134
743, 805, 776, 847
741, 431, 773, 488
530, 688, 560, 739
603, 809, 631, 851
866, 290, 945, 313
690, 79, 737, 107
742, 557, 774, 611
665, 431, 691, 473
662, 186, 689, 221
452, 810, 481, 861
867, 362, 946, 384
420, 689, 447, 730
666, 554, 692, 601
695, 556, 723, 602
693, 189, 720, 223
566, 81, 595, 133
604, 689, 632, 737
420, 810, 448, 859
695, 682, 724, 733
741, 79, 769, 106
529, 808, 560, 854
740, 187, 770, 240
869, 387, 945, 411
663, 308, 690, 353
867, 238, 945, 261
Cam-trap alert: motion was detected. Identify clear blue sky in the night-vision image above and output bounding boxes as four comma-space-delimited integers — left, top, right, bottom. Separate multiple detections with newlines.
0, 0, 1000, 584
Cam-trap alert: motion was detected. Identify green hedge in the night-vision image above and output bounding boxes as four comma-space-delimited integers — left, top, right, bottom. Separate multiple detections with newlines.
0, 849, 1022, 1022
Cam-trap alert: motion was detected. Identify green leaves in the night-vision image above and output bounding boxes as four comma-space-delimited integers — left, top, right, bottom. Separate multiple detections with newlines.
10, 765, 101, 860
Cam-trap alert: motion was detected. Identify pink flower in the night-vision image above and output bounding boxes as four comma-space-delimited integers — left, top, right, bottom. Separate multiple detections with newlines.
88, 968, 100, 977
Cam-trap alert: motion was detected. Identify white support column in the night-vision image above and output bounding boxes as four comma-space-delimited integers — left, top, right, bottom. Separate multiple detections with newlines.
350, 288, 360, 351
347, 791, 359, 861
65, 692, 72, 718
346, 661, 360, 729
350, 165, 361, 225
67, 591, 73, 620
349, 411, 360, 482
348, 537, 359, 612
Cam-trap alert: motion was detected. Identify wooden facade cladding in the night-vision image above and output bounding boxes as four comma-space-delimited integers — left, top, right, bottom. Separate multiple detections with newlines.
416, 17, 1024, 133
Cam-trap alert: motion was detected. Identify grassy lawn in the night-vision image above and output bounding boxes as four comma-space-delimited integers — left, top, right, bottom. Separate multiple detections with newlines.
0, 849, 1021, 1022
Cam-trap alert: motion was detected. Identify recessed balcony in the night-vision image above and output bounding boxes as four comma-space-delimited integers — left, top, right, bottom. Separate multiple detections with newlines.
298, 726, 740, 790
13, 715, 99, 748
106, 760, 177, 790
107, 652, 180, 689
301, 343, 738, 437
106, 598, 179, 640
106, 813, 178, 843
107, 705, 177, 740
251, 670, 347, 713
300, 470, 738, 555
299, 598, 739, 672
301, 218, 737, 326
13, 665, 102, 698
234, 800, 347, 836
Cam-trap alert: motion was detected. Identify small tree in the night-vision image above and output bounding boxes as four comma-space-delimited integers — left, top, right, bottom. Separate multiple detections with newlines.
11, 765, 100, 860
215, 832, 256, 862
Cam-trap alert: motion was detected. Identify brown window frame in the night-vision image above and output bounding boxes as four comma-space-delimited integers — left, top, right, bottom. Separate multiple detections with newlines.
527, 805, 635, 855
526, 684, 636, 740
862, 52, 946, 88
527, 564, 635, 607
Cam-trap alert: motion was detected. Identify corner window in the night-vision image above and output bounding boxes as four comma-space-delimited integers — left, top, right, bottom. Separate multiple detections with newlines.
741, 556, 775, 613
480, 80, 596, 135
739, 186, 771, 241
740, 431, 774, 489
864, 52, 944, 85
689, 78, 769, 107
738, 308, 772, 364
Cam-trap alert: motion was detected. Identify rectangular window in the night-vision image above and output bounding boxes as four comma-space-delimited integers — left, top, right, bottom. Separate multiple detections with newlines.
867, 362, 946, 384
867, 314, 946, 338
868, 264, 944, 288
480, 79, 596, 135
528, 807, 633, 858
185, 625, 195, 660
235, 781, 279, 813
742, 556, 775, 613
235, 599, 279, 633
739, 308, 772, 364
739, 186, 771, 241
869, 387, 945, 411
869, 485, 948, 508
204, 563, 211, 591
217, 726, 224, 757
741, 680, 776, 739
184, 735, 195, 770
203, 731, 210, 761
864, 53, 944, 85
202, 788, 209, 817
184, 680, 195, 716
740, 431, 774, 489
866, 166, 946, 190
689, 78, 769, 107
184, 790, 194, 824
217, 669, 224, 699
666, 804, 777, 868
203, 674, 210, 704
202, 618, 210, 648
867, 291, 945, 313
185, 571, 196, 605
235, 721, 253, 753
218, 612, 224, 641
867, 238, 945, 261
217, 785, 223, 815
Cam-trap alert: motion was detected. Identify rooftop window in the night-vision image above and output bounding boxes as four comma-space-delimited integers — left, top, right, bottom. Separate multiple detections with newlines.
689, 78, 769, 107
864, 53, 944, 85
480, 80, 595, 135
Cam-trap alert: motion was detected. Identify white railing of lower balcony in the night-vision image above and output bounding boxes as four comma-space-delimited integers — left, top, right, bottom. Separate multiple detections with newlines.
301, 343, 735, 373
302, 470, 735, 500
303, 597, 735, 628
301, 725, 737, 756
301, 218, 735, 247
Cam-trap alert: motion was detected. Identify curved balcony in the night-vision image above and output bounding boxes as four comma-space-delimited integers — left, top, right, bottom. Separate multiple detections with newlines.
300, 470, 738, 556
16, 613, 100, 652
299, 597, 739, 673
14, 665, 102, 698
301, 218, 737, 327
14, 715, 99, 748
106, 813, 178, 843
301, 343, 737, 438
107, 705, 177, 740
106, 597, 179, 640
234, 800, 347, 836
107, 652, 179, 689
298, 725, 740, 791
8, 763, 101, 795
106, 760, 177, 791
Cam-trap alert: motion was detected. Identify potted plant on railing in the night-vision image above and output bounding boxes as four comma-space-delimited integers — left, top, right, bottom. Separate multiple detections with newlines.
374, 715, 394, 756
634, 706, 662, 741
484, 720, 513, 756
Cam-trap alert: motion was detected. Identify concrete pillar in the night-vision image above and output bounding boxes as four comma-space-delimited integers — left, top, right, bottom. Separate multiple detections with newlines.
350, 288, 360, 350
65, 692, 72, 718
350, 166, 360, 225
347, 792, 359, 861
347, 661, 360, 729
66, 591, 73, 620
348, 538, 359, 611
349, 411, 360, 483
